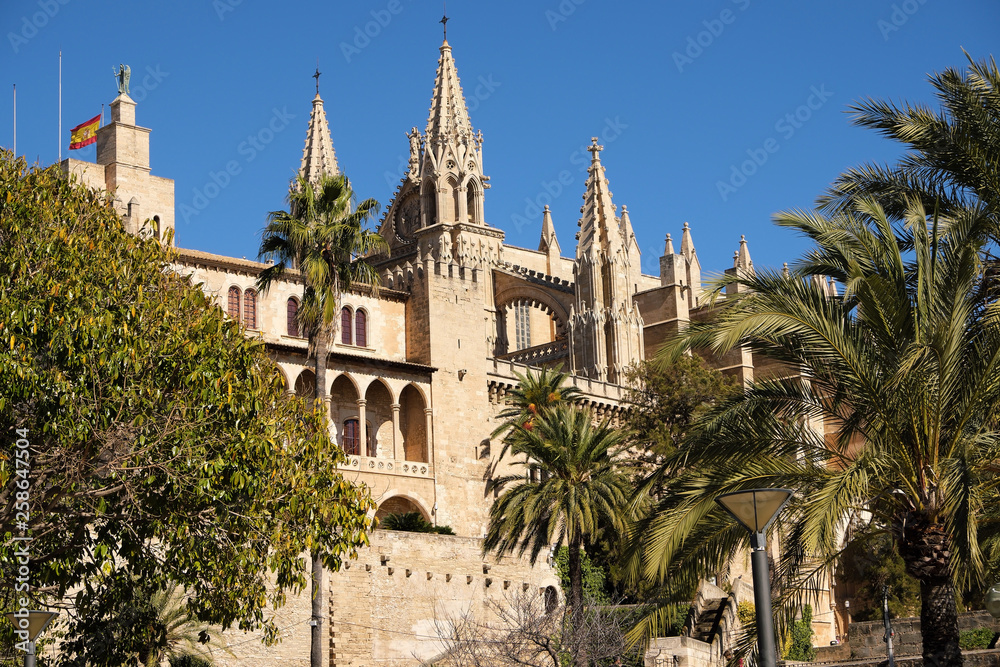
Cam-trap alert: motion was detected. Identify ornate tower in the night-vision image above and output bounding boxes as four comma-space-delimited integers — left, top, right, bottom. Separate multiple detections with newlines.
568, 139, 644, 384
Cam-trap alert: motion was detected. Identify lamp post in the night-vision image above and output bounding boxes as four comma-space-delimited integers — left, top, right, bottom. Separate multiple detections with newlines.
715, 488, 793, 667
986, 583, 1000, 649
4, 610, 58, 667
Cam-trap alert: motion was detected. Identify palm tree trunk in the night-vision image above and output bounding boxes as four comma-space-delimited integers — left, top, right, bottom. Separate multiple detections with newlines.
310, 330, 328, 667
900, 516, 962, 667
567, 533, 587, 667
919, 576, 961, 667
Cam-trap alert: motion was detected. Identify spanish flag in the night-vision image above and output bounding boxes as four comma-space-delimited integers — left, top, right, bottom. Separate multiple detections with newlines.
69, 113, 101, 150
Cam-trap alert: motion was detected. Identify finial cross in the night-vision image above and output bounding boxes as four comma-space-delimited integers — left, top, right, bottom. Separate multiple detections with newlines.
313, 63, 321, 94
440, 5, 449, 40
588, 137, 603, 159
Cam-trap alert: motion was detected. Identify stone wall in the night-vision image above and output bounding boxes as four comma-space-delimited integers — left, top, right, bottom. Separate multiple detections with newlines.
328, 529, 561, 666
848, 611, 999, 659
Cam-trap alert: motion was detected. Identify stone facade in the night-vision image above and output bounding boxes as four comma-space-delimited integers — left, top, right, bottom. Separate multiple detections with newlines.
58, 33, 843, 664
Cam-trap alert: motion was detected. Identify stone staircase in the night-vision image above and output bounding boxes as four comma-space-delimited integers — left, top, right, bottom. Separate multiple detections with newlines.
689, 596, 726, 644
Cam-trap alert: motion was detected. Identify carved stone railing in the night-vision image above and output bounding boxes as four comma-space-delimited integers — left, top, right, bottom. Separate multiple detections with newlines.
496, 340, 569, 366
342, 455, 432, 478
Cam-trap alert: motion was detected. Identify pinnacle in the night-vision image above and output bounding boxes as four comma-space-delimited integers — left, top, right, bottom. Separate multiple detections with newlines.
426, 37, 474, 146
299, 89, 339, 186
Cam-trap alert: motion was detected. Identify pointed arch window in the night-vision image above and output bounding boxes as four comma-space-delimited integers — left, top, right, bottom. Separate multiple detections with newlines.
341, 307, 353, 345
227, 286, 241, 320
243, 288, 258, 329
355, 310, 368, 348
287, 298, 299, 337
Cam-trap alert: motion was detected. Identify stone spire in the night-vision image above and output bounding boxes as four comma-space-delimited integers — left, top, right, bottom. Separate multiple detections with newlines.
298, 82, 339, 186
569, 139, 643, 384
425, 39, 474, 148
416, 36, 488, 228
681, 221, 696, 259
736, 235, 753, 274
539, 205, 561, 274
664, 233, 674, 256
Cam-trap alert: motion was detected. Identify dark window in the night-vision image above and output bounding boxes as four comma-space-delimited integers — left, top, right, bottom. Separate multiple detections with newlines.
341, 307, 353, 345
366, 421, 375, 457
243, 289, 257, 329
356, 310, 368, 347
287, 298, 299, 337
227, 286, 241, 320
343, 419, 360, 456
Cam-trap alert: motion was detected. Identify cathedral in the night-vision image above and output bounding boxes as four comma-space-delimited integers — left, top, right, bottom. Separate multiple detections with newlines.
58, 30, 841, 667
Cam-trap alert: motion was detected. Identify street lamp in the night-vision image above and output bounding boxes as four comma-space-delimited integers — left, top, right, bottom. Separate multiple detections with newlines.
715, 488, 793, 667
4, 609, 58, 667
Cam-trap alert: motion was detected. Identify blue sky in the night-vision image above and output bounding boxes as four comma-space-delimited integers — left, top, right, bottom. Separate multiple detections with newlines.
1, 0, 997, 278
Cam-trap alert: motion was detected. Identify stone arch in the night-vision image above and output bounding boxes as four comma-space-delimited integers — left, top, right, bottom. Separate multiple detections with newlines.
330, 374, 361, 452
275, 366, 289, 391
494, 288, 569, 355
421, 177, 438, 228
294, 369, 316, 400
543, 586, 559, 614
445, 175, 460, 223
399, 384, 428, 463
375, 493, 431, 523
364, 379, 394, 458
464, 176, 483, 224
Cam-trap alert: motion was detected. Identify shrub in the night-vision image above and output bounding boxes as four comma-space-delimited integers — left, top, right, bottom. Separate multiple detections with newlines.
380, 511, 454, 534
737, 600, 756, 626
959, 627, 995, 650
784, 604, 816, 661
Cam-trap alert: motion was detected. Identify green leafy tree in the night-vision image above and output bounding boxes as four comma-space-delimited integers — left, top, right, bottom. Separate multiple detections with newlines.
784, 604, 815, 661
256, 172, 387, 667
380, 511, 455, 535
837, 535, 920, 621
0, 152, 374, 664
484, 404, 632, 666
629, 196, 1000, 666
623, 356, 737, 462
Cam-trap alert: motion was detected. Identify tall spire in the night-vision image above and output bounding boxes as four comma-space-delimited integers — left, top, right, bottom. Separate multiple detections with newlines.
736, 235, 753, 274
569, 139, 643, 384
298, 71, 339, 187
576, 138, 622, 260
425, 36, 474, 148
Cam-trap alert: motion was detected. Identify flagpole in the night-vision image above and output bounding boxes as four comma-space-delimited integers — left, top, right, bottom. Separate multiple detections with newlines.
58, 50, 62, 163
12, 84, 15, 156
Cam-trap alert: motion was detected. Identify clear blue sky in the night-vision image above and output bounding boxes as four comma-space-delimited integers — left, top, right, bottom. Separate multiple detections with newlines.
1, 0, 996, 277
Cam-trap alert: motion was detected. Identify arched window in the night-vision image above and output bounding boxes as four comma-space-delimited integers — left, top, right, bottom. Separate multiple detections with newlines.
343, 419, 360, 456
286, 298, 299, 337
152, 215, 161, 240
355, 310, 368, 348
243, 288, 258, 329
341, 307, 353, 345
227, 286, 241, 320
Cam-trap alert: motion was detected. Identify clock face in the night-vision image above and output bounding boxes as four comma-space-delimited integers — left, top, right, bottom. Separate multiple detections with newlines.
396, 194, 420, 240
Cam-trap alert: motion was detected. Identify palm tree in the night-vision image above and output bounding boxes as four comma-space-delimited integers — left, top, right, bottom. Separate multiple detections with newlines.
256, 172, 387, 667
630, 196, 1000, 666
819, 54, 999, 228
137, 582, 230, 667
490, 365, 583, 440
484, 404, 632, 663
